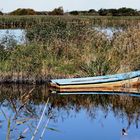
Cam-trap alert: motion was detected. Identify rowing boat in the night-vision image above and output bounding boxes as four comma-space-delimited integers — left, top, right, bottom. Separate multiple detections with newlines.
49, 71, 140, 92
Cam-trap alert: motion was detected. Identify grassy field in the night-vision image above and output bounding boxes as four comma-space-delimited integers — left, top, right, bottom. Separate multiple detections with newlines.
0, 16, 140, 84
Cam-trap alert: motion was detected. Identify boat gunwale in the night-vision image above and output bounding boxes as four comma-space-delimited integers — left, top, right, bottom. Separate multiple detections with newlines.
53, 75, 140, 86
51, 71, 140, 85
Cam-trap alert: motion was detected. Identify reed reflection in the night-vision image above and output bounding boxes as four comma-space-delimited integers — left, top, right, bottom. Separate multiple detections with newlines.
0, 84, 140, 139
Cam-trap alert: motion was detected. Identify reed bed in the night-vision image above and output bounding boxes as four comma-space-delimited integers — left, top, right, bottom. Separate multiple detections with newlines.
0, 16, 140, 84
0, 15, 140, 29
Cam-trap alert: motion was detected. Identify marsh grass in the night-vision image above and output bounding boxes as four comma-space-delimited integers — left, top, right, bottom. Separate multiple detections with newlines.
0, 16, 140, 83
0, 85, 37, 140
0, 15, 140, 29
0, 107, 11, 140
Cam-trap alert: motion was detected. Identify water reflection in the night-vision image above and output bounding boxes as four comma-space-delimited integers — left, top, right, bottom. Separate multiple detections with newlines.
0, 29, 26, 46
0, 85, 140, 140
94, 27, 123, 38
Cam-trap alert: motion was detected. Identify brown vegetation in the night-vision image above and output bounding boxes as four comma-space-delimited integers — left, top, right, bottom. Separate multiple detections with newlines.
0, 17, 140, 84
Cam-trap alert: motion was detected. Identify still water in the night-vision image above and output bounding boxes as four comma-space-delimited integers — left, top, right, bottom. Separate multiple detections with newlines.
0, 29, 26, 45
94, 27, 122, 38
0, 27, 121, 46
0, 85, 140, 140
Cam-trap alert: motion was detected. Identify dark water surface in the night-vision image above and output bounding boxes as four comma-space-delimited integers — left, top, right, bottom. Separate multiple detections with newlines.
0, 85, 140, 140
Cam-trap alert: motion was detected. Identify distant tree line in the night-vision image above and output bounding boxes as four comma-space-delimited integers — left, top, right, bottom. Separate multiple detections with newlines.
98, 8, 140, 16
0, 7, 139, 16
69, 8, 140, 16
0, 7, 64, 16
9, 8, 36, 15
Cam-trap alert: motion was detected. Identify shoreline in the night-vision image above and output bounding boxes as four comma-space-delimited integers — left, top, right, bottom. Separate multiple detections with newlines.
0, 74, 80, 85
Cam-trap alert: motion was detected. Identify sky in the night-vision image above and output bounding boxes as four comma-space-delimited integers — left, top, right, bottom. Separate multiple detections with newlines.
0, 0, 140, 13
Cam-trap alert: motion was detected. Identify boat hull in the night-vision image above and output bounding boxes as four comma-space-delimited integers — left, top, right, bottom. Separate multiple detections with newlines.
49, 77, 140, 93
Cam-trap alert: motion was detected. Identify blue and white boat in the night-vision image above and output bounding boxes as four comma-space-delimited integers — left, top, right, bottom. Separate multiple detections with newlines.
49, 71, 140, 92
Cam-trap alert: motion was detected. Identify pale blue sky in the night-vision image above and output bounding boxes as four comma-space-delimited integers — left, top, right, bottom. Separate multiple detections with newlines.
1, 0, 140, 12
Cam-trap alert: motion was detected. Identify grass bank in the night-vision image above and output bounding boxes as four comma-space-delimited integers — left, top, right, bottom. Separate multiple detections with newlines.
0, 17, 140, 84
